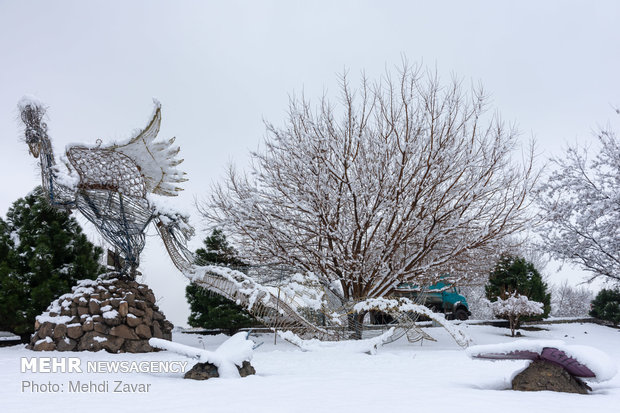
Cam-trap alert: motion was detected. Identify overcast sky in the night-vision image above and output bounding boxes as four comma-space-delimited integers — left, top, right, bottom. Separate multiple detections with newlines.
1, 1, 618, 325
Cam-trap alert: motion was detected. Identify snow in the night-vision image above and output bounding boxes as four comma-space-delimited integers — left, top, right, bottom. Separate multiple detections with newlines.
488, 293, 544, 318
2, 322, 619, 412
92, 336, 108, 343
102, 310, 119, 320
278, 328, 395, 354
35, 314, 73, 325
17, 95, 46, 112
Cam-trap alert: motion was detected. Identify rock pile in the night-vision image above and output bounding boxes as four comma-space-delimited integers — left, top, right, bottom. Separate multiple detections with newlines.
512, 360, 592, 394
29, 274, 173, 353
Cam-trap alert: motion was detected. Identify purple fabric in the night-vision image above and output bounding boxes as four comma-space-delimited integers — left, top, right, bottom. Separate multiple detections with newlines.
473, 350, 540, 360
540, 347, 595, 378
473, 347, 596, 378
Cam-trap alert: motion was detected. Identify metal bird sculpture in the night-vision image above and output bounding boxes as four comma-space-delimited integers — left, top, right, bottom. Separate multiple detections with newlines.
18, 97, 194, 277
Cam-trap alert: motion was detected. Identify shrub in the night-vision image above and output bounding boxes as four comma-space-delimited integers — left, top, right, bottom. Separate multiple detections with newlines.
589, 289, 620, 325
485, 254, 551, 319
0, 188, 103, 340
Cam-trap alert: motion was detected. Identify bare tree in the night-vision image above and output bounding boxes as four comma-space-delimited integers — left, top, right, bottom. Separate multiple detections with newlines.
551, 280, 593, 318
537, 121, 620, 284
201, 63, 537, 306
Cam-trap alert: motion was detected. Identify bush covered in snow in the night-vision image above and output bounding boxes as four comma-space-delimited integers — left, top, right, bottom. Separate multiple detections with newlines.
489, 293, 544, 336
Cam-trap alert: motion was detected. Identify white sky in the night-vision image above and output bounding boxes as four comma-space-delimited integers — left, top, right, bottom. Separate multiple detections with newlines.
1, 1, 618, 325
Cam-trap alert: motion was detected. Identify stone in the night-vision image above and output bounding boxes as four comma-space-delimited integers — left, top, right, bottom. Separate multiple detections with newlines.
101, 336, 125, 353
123, 340, 154, 353
38, 322, 54, 339
66, 324, 84, 340
94, 322, 108, 334
118, 301, 129, 317
110, 298, 122, 308
52, 324, 67, 339
123, 292, 135, 305
77, 332, 105, 351
109, 324, 139, 340
103, 313, 121, 327
237, 361, 256, 377
144, 291, 156, 304
88, 300, 101, 315
33, 339, 56, 351
129, 307, 145, 317
135, 324, 152, 339
152, 322, 163, 339
512, 360, 592, 394
126, 314, 142, 328
183, 361, 256, 380
82, 318, 94, 332
162, 320, 173, 340
143, 307, 154, 323
184, 362, 220, 380
153, 310, 164, 321
77, 306, 90, 317
56, 337, 77, 351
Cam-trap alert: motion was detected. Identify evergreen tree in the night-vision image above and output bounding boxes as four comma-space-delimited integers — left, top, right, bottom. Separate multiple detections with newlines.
485, 255, 551, 319
0, 188, 103, 340
589, 289, 620, 325
185, 229, 259, 334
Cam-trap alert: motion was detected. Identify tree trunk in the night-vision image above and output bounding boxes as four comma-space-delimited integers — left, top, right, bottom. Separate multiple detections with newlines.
348, 311, 367, 340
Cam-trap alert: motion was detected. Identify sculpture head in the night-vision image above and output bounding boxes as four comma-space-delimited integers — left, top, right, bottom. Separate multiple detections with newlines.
18, 97, 48, 158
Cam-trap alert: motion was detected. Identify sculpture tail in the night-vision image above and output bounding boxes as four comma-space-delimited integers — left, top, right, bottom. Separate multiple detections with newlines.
153, 212, 195, 274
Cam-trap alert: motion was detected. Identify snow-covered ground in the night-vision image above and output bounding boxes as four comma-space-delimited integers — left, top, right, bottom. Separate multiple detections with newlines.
1, 322, 618, 413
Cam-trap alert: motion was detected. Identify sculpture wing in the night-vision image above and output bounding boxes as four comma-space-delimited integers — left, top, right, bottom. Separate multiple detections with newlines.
109, 101, 187, 197
66, 101, 186, 198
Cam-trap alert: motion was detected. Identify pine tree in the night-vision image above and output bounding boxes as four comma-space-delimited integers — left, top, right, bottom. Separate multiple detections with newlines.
485, 255, 551, 320
589, 289, 620, 325
185, 229, 259, 334
0, 188, 103, 340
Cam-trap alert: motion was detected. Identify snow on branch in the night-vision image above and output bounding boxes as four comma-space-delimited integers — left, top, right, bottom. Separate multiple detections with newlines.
353, 297, 471, 347
489, 293, 544, 337
489, 293, 544, 318
201, 62, 538, 304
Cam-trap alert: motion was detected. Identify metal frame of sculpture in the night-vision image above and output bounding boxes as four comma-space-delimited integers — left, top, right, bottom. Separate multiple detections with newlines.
18, 98, 468, 347
19, 98, 193, 278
